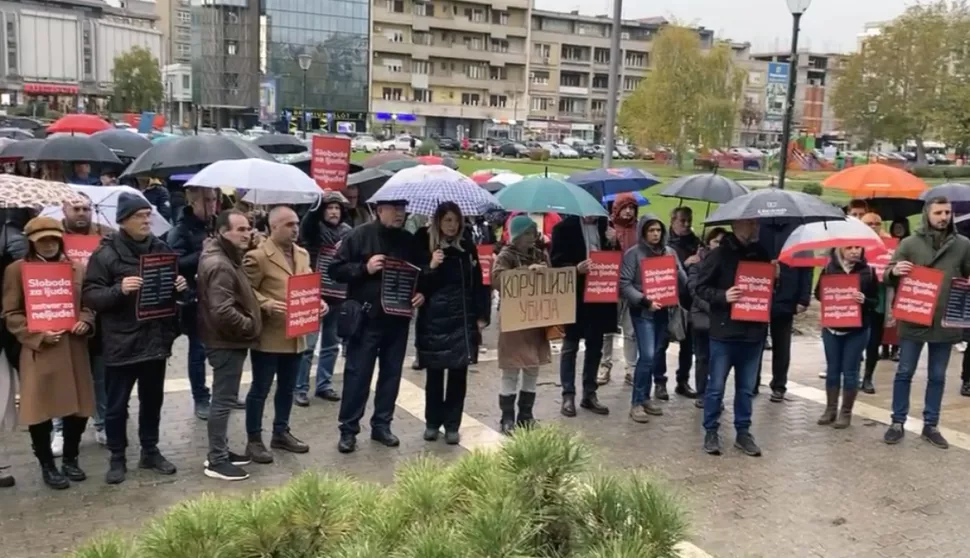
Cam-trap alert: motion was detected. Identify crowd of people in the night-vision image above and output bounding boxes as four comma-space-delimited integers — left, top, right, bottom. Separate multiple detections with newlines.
0, 169, 967, 491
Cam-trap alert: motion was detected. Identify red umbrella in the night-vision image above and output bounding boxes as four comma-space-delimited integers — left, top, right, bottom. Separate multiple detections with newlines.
778, 218, 887, 267
47, 114, 112, 135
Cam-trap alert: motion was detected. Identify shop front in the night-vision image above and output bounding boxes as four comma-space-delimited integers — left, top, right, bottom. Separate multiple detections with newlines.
283, 109, 368, 135
21, 82, 82, 115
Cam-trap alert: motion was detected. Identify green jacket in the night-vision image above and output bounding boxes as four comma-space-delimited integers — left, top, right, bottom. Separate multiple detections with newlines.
884, 208, 970, 343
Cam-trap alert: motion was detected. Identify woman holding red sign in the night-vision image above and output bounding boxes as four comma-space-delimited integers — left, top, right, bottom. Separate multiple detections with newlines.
1, 217, 95, 490
814, 246, 879, 428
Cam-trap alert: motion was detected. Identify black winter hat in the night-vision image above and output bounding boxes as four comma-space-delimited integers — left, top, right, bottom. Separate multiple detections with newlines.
115, 192, 153, 223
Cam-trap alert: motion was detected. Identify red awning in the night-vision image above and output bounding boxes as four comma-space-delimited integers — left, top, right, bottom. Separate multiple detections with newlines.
23, 82, 78, 95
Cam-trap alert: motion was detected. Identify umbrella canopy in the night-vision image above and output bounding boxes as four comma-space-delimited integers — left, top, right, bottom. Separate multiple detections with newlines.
47, 114, 111, 135
659, 173, 750, 204
378, 159, 423, 172
367, 164, 501, 216
362, 151, 413, 168
603, 191, 650, 206
0, 175, 87, 210
0, 127, 34, 140
186, 159, 322, 205
415, 155, 458, 169
91, 129, 153, 159
480, 172, 524, 193
496, 176, 608, 217
567, 167, 660, 198
150, 133, 179, 144
250, 133, 308, 154
704, 187, 845, 225
121, 135, 274, 179
24, 136, 122, 164
858, 197, 924, 221
522, 171, 570, 181
918, 182, 970, 203
469, 168, 515, 184
822, 163, 928, 199
348, 168, 395, 201
778, 217, 887, 267
40, 184, 171, 236
0, 138, 43, 160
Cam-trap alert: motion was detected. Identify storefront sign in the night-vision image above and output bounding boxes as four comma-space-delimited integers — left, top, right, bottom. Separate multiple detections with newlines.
23, 82, 79, 95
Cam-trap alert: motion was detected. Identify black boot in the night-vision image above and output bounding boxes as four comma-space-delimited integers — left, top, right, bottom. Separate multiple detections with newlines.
61, 415, 87, 481
498, 394, 516, 435
41, 462, 69, 490
861, 370, 876, 394
516, 391, 537, 428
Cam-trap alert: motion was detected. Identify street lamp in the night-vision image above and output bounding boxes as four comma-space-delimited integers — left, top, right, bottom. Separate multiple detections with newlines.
776, 0, 812, 189
866, 100, 878, 163
297, 53, 313, 135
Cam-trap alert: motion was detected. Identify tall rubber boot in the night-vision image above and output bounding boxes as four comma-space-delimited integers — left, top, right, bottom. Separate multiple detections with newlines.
817, 387, 839, 425
498, 394, 516, 436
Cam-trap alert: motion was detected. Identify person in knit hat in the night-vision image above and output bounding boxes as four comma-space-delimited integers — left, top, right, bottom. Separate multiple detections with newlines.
491, 215, 551, 435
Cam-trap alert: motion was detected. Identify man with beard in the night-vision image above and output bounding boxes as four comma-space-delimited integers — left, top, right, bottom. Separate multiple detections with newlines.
61, 194, 109, 236
883, 197, 970, 449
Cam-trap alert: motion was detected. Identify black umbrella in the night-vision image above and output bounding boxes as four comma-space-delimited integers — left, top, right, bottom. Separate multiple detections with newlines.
91, 129, 153, 159
857, 197, 924, 221
0, 127, 34, 140
919, 182, 970, 203
349, 168, 394, 201
121, 135, 274, 179
0, 138, 43, 160
659, 173, 750, 204
23, 136, 122, 164
704, 187, 845, 225
251, 133, 308, 155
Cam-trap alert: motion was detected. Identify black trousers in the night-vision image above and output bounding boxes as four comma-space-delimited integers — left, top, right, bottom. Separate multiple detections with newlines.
105, 359, 167, 458
29, 415, 87, 465
425, 367, 468, 431
756, 313, 793, 393
865, 313, 885, 377
338, 319, 409, 436
559, 323, 605, 398
693, 328, 711, 395
654, 323, 694, 386
962, 348, 970, 383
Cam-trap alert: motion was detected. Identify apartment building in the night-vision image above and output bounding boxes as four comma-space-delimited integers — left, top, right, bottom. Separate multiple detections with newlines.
371, 0, 530, 139
527, 10, 713, 143
730, 41, 777, 147
154, 0, 193, 65
752, 50, 846, 136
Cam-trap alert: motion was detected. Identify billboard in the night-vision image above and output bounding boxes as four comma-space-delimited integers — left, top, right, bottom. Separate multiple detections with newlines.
259, 77, 278, 123
764, 62, 790, 122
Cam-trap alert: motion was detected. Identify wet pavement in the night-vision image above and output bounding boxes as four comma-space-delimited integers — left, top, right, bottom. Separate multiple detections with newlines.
3, 331, 970, 558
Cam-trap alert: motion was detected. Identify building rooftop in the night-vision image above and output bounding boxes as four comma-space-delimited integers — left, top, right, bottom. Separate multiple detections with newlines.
531, 9, 712, 35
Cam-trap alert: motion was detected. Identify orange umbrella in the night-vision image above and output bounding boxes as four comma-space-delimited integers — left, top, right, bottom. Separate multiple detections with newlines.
822, 163, 928, 199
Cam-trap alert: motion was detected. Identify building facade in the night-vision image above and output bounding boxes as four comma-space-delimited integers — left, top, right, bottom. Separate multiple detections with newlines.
371, 0, 530, 139
0, 0, 160, 113
730, 41, 777, 147
752, 49, 845, 137
526, 10, 713, 143
162, 62, 192, 127
155, 0, 194, 65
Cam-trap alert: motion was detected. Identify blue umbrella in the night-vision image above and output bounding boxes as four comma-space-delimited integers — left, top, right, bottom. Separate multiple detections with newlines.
567, 167, 660, 198
602, 191, 649, 206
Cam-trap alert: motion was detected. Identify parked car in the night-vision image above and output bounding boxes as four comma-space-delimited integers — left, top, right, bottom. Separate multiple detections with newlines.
218, 128, 241, 137
616, 145, 636, 159
352, 134, 382, 153
244, 128, 269, 139
556, 143, 580, 158
538, 142, 562, 158
381, 135, 422, 150
497, 142, 529, 158
436, 136, 460, 151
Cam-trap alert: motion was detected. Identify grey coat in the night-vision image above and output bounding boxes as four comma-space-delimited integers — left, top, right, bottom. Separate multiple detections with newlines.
618, 214, 687, 316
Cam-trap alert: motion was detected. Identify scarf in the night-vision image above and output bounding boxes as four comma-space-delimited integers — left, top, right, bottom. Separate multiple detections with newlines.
318, 219, 343, 247
119, 230, 153, 255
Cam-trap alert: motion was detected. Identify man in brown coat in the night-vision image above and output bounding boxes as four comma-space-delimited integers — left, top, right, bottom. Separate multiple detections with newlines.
198, 210, 263, 481
243, 206, 315, 462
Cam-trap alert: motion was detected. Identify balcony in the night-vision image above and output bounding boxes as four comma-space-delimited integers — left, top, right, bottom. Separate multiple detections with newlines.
530, 55, 555, 67
557, 110, 589, 121
427, 72, 491, 90
528, 80, 556, 93
560, 57, 592, 68
559, 85, 589, 96
372, 66, 412, 84
372, 98, 519, 121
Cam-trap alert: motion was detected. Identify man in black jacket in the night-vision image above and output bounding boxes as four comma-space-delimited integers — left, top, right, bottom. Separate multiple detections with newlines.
551, 215, 615, 417
329, 199, 426, 454
83, 193, 188, 484
693, 218, 772, 458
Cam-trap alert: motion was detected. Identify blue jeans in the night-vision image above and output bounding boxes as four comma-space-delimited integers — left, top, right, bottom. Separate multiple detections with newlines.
703, 339, 763, 432
246, 351, 302, 435
630, 310, 668, 406
821, 328, 868, 390
187, 333, 210, 403
890, 338, 951, 427
294, 308, 341, 395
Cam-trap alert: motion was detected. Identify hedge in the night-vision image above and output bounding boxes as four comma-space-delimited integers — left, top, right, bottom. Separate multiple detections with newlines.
909, 165, 970, 179
71, 428, 689, 558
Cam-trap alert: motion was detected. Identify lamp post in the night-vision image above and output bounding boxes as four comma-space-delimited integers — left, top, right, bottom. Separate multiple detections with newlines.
776, 0, 812, 189
602, 0, 623, 168
297, 53, 312, 135
866, 100, 878, 163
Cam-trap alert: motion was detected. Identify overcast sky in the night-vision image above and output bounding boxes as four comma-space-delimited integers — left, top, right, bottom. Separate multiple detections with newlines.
533, 0, 915, 53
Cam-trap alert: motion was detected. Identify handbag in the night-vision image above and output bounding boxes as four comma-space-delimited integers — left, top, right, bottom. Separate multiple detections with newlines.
337, 300, 371, 339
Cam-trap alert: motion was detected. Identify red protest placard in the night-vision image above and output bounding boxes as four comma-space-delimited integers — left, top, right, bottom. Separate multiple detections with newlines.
640, 255, 678, 307
819, 274, 862, 328
892, 265, 944, 327
285, 273, 322, 338
20, 262, 77, 332
63, 234, 101, 267
477, 244, 494, 286
584, 251, 621, 303
310, 135, 351, 191
730, 261, 775, 323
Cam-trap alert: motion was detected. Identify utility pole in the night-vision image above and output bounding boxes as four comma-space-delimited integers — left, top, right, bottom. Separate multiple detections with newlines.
602, 0, 622, 168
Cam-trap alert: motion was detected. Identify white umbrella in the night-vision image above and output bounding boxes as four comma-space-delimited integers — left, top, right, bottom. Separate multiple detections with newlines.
41, 184, 172, 237
185, 158, 322, 205
778, 217, 887, 267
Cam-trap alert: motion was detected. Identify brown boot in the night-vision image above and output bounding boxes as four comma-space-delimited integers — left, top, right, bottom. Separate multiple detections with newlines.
833, 388, 857, 429
246, 433, 274, 464
817, 387, 839, 425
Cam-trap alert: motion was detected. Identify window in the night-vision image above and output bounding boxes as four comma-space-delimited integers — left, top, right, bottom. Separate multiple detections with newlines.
592, 74, 609, 89
530, 97, 552, 111
223, 73, 239, 90
6, 20, 16, 75
532, 43, 550, 59
490, 39, 508, 53
382, 87, 403, 100
624, 51, 646, 67
413, 89, 433, 103
465, 63, 486, 79
412, 31, 431, 45
576, 23, 604, 37
386, 0, 404, 13
384, 59, 403, 72
489, 95, 507, 108
461, 93, 480, 106
388, 30, 404, 43
591, 99, 606, 114
182, 75, 190, 89
623, 76, 642, 91
558, 97, 585, 114
413, 2, 433, 16
594, 48, 610, 64
464, 8, 485, 22
463, 36, 484, 51
560, 72, 582, 87
411, 60, 430, 74
177, 10, 191, 24
226, 41, 237, 56
176, 43, 191, 57
529, 71, 549, 85
82, 28, 92, 75
491, 11, 509, 25
489, 66, 506, 80
561, 45, 587, 62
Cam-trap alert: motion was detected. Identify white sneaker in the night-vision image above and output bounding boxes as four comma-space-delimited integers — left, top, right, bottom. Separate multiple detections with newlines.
95, 430, 108, 446
818, 371, 827, 379
958, 342, 967, 353
51, 432, 64, 457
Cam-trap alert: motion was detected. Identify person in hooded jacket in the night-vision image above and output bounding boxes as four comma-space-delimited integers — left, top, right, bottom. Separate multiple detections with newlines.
599, 194, 639, 386
82, 193, 188, 484
618, 214, 687, 424
814, 246, 879, 429
294, 189, 353, 407
414, 202, 490, 444
882, 196, 970, 449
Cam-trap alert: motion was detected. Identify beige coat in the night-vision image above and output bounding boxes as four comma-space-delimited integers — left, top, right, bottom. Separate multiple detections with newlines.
1, 258, 95, 426
492, 245, 552, 370
243, 237, 312, 354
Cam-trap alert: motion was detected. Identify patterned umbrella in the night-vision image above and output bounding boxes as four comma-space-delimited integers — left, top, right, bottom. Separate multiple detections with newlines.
367, 164, 502, 216
362, 150, 413, 168
0, 175, 87, 210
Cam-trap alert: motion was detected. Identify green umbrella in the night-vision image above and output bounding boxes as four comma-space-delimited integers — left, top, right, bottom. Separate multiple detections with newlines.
378, 159, 423, 172
495, 176, 608, 217
522, 171, 570, 181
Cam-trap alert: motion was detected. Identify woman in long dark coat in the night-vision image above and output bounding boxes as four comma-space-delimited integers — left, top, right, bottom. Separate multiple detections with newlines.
414, 202, 490, 445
